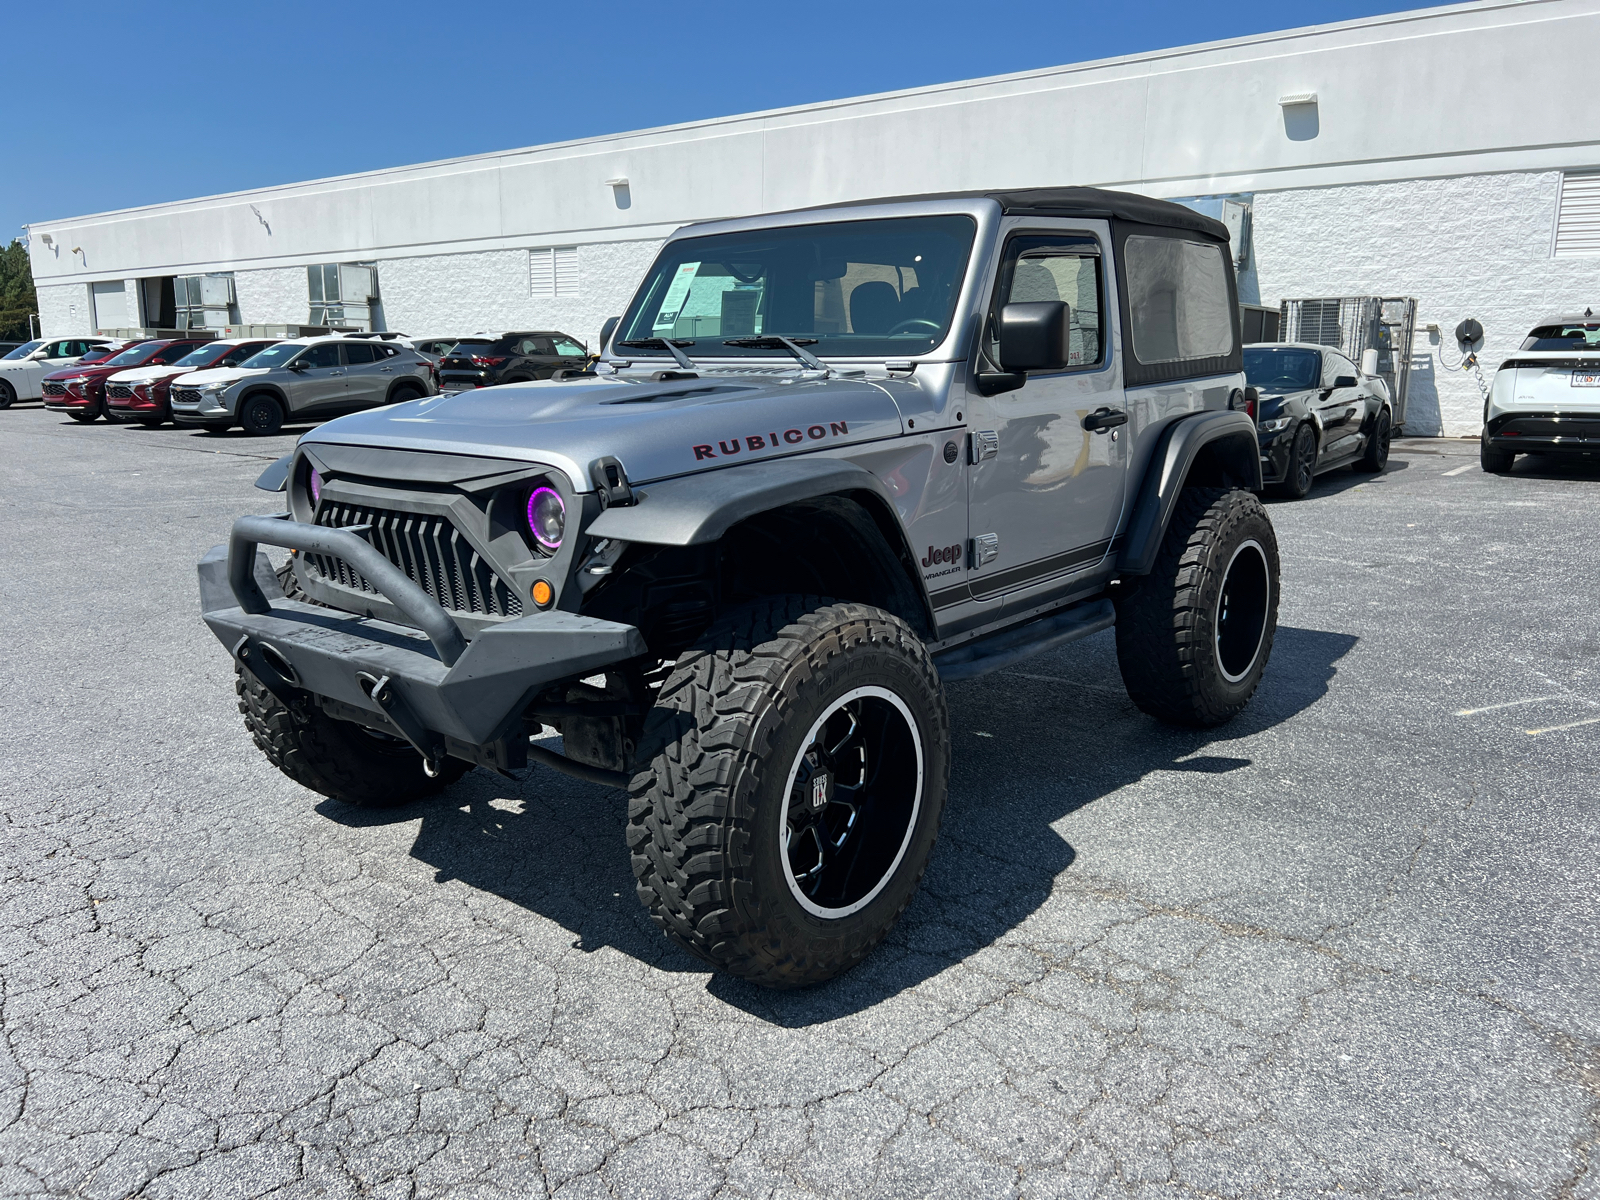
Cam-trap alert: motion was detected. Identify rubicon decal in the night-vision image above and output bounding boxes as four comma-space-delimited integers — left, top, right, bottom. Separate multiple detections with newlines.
693, 421, 849, 461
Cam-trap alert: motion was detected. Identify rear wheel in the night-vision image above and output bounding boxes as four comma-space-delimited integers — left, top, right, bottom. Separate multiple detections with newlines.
236, 665, 467, 806
628, 597, 949, 988
1481, 439, 1515, 474
0, 380, 14, 409
1270, 423, 1316, 498
68, 409, 99, 424
139, 418, 164, 428
387, 381, 425, 405
1115, 487, 1280, 728
1355, 408, 1391, 472
239, 393, 284, 436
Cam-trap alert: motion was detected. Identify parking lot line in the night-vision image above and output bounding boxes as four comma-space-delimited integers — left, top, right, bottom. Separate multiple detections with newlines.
1453, 696, 1567, 716
1442, 463, 1475, 476
1525, 715, 1600, 735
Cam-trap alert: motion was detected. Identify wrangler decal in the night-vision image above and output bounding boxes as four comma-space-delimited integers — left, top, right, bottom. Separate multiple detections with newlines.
691, 420, 849, 461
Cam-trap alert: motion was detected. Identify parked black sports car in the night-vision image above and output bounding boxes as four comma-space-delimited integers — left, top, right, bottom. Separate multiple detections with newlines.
1245, 343, 1393, 498
436, 331, 590, 390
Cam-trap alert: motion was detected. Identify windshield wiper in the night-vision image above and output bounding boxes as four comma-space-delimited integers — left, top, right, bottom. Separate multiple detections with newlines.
617, 338, 698, 371
722, 335, 826, 372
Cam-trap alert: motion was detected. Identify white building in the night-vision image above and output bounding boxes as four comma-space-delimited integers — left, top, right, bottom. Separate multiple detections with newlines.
24, 0, 1600, 436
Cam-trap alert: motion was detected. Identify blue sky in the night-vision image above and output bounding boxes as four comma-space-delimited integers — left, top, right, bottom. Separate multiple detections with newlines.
5, 0, 1450, 244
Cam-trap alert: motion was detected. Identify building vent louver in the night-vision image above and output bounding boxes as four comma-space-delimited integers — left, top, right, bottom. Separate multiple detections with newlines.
1554, 172, 1600, 256
531, 246, 579, 297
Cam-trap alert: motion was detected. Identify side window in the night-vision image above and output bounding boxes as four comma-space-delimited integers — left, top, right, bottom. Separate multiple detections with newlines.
376, 344, 398, 357
520, 336, 554, 355
1324, 353, 1356, 384
342, 342, 377, 364
1123, 235, 1234, 365
553, 337, 586, 357
47, 340, 74, 357
299, 344, 342, 369
989, 234, 1105, 369
152, 344, 196, 365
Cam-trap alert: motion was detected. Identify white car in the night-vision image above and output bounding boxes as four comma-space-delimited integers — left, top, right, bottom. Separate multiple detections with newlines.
1482, 311, 1600, 473
0, 337, 116, 408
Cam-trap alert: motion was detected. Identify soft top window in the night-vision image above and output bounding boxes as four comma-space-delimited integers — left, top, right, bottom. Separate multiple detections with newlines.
1123, 236, 1235, 365
1522, 324, 1600, 351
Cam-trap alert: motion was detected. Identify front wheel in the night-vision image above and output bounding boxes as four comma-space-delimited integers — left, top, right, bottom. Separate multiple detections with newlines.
1270, 423, 1316, 498
68, 409, 99, 424
0, 380, 14, 409
1115, 487, 1280, 728
628, 598, 950, 988
239, 394, 284, 436
236, 665, 467, 806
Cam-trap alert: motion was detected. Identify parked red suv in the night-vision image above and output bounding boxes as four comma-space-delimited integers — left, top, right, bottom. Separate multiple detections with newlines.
43, 339, 214, 423
106, 338, 280, 426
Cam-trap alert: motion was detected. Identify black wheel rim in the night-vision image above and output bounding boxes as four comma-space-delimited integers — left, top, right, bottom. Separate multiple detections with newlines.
1215, 540, 1271, 683
248, 400, 274, 429
1376, 414, 1391, 464
1294, 427, 1315, 489
781, 686, 923, 918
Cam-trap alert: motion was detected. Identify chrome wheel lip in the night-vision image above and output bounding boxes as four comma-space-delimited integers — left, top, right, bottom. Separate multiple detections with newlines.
1215, 538, 1271, 684
779, 684, 924, 920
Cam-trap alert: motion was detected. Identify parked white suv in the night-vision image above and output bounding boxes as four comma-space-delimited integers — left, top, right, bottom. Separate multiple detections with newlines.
0, 337, 116, 408
1483, 312, 1600, 472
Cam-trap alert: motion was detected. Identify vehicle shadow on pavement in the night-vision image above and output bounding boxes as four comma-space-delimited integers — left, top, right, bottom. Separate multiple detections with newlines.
1503, 452, 1600, 480
316, 623, 1357, 1021
1263, 458, 1409, 504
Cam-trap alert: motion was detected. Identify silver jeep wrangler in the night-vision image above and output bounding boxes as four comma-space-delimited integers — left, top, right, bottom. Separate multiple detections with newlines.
200, 187, 1276, 987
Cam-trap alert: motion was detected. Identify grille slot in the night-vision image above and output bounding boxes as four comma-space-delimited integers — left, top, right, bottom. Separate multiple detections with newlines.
42, 382, 66, 397
172, 388, 201, 404
107, 384, 133, 399
309, 502, 523, 619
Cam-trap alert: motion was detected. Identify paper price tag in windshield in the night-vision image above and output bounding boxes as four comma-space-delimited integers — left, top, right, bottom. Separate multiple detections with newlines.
652, 262, 701, 333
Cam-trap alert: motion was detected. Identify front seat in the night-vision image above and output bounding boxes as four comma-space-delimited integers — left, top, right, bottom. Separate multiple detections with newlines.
849, 281, 900, 334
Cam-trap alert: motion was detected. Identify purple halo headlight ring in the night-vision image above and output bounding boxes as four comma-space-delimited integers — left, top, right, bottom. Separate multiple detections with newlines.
308, 468, 323, 505
527, 486, 565, 553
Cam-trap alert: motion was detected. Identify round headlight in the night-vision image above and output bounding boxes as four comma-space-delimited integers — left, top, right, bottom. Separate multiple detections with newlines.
309, 468, 323, 505
527, 486, 565, 552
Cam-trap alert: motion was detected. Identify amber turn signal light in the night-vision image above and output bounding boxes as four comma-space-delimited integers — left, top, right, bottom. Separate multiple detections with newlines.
531, 580, 554, 609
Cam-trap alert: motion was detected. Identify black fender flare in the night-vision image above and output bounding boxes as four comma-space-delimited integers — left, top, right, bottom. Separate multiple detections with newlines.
586, 457, 934, 630
1118, 410, 1263, 576
255, 454, 292, 492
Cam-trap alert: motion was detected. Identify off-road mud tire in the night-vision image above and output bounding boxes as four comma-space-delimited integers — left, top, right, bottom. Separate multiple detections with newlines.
1115, 487, 1279, 728
627, 596, 949, 988
236, 664, 467, 806
1481, 440, 1515, 474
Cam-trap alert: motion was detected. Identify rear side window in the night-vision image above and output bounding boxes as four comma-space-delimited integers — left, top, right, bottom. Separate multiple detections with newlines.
342, 342, 377, 364
553, 337, 586, 357
1123, 236, 1235, 365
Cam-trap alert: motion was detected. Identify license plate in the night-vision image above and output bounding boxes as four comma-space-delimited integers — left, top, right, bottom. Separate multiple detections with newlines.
1573, 370, 1600, 387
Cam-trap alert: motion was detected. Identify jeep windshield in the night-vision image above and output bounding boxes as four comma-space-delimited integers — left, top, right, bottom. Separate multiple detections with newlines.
615, 215, 977, 360
1243, 347, 1321, 392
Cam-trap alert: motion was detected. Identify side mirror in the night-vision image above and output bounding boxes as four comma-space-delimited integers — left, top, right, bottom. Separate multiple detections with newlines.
286, 360, 308, 372
997, 301, 1072, 373
1333, 375, 1358, 389
598, 316, 620, 354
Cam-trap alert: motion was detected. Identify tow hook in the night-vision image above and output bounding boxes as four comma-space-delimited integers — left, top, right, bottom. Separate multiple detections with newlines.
358, 671, 446, 774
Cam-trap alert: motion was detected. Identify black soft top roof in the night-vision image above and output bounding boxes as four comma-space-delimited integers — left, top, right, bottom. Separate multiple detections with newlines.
785, 186, 1229, 243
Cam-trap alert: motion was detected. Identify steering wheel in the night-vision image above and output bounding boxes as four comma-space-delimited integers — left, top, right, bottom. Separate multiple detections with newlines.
885, 317, 941, 337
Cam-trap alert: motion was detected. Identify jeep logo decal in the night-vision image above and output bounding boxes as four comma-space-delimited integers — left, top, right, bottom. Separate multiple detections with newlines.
922, 543, 962, 568
693, 421, 849, 461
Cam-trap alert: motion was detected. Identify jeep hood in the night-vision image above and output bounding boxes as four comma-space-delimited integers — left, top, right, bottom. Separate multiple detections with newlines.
301, 373, 912, 490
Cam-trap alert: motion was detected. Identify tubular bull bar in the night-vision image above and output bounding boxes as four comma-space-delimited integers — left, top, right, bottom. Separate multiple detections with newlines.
199, 514, 646, 771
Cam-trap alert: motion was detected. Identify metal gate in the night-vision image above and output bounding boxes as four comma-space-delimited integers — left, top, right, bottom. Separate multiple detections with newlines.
1279, 296, 1417, 430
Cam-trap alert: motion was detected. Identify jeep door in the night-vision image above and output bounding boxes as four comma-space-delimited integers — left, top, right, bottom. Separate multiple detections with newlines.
284, 343, 346, 415
964, 222, 1127, 607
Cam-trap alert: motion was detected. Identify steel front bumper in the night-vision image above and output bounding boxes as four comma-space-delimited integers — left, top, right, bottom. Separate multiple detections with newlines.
198, 515, 646, 762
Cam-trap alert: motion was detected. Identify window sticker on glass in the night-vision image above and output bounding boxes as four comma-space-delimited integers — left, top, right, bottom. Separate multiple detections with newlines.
652, 262, 701, 332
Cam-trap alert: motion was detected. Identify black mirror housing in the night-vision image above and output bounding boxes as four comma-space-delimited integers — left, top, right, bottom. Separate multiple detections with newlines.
1334, 375, 1358, 389
997, 301, 1072, 373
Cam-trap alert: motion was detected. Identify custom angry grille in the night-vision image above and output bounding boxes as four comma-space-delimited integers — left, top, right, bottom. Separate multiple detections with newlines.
309, 501, 523, 618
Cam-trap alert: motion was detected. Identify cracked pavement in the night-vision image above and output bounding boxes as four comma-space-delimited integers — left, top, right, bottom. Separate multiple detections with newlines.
2, 408, 1596, 1198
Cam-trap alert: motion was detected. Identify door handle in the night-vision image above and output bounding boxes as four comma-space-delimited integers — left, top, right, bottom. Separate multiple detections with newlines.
329, 370, 345, 376
1082, 407, 1127, 433
378, 366, 395, 373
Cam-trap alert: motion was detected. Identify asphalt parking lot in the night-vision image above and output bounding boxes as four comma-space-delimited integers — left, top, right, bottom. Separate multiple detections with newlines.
2, 406, 1597, 1199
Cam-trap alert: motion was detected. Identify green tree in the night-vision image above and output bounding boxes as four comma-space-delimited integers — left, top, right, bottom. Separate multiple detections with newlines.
0, 240, 38, 342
